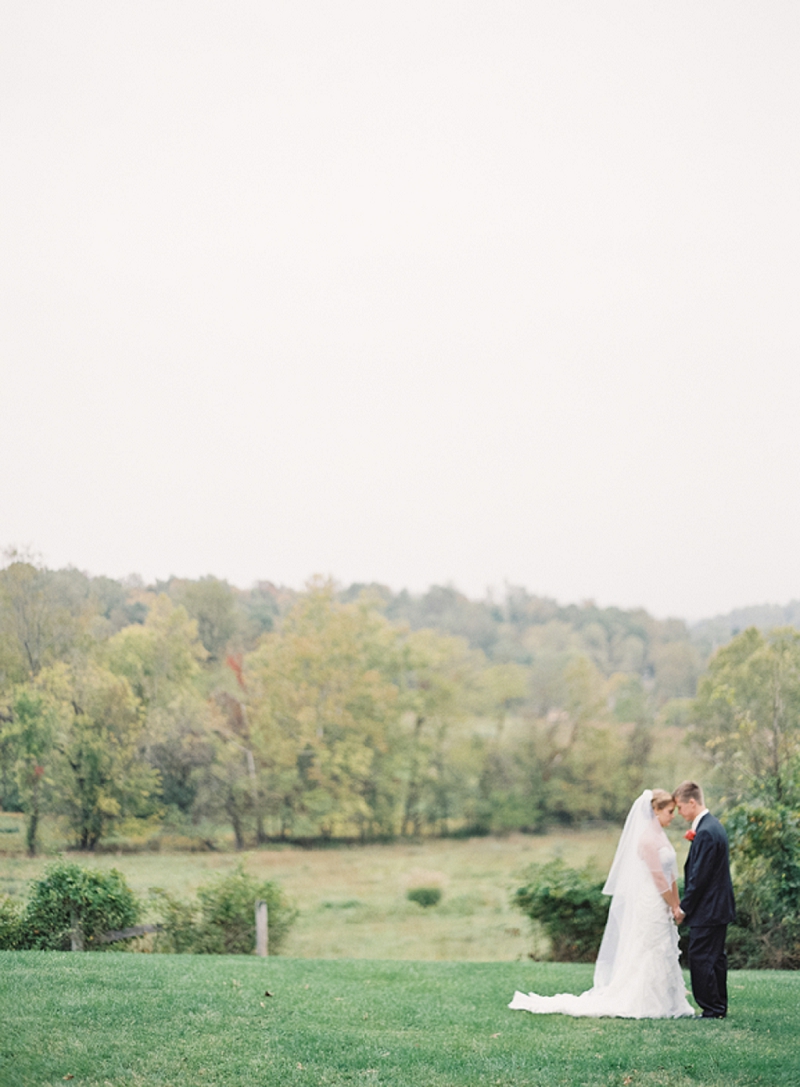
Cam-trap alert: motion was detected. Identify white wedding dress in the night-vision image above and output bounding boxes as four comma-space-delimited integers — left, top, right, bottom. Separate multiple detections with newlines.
509, 791, 695, 1019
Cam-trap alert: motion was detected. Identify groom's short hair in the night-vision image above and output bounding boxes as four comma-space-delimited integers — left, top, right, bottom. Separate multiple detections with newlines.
673, 780, 704, 805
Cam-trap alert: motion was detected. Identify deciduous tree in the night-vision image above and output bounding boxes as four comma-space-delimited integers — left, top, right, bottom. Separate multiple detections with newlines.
246, 583, 403, 839
693, 626, 800, 806
5, 686, 57, 854
43, 661, 159, 849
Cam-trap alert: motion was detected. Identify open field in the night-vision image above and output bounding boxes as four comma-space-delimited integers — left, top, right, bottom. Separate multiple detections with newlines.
2, 952, 798, 1087
0, 815, 639, 961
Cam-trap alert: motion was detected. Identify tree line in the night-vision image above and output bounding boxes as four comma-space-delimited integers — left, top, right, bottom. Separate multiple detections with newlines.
2, 553, 798, 867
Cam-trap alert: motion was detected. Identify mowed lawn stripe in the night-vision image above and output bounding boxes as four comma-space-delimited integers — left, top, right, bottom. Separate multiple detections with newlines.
1, 953, 798, 1087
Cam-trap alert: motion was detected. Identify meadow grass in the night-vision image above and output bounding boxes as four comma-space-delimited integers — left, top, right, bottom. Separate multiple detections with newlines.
0, 817, 627, 961
2, 952, 797, 1087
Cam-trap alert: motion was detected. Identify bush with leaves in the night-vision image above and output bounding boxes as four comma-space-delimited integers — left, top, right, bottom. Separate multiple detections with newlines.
724, 804, 800, 969
0, 895, 25, 949
512, 858, 609, 962
153, 865, 297, 955
407, 886, 442, 908
15, 862, 140, 950
148, 888, 198, 954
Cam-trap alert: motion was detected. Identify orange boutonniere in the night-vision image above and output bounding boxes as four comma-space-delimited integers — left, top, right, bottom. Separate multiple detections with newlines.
684, 830, 696, 841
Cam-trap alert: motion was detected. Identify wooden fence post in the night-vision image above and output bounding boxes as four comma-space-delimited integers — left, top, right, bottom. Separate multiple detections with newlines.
70, 910, 84, 951
255, 899, 268, 957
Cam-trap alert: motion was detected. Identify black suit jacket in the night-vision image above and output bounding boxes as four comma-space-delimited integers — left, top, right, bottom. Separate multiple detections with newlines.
681, 812, 736, 927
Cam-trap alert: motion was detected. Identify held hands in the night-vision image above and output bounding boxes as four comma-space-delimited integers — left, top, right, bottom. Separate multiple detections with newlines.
672, 905, 685, 924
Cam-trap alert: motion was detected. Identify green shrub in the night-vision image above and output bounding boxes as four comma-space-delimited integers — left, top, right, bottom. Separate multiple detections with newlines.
0, 895, 25, 950
149, 889, 198, 954
512, 858, 609, 962
407, 886, 442, 908
21, 862, 140, 950
153, 864, 298, 955
724, 803, 800, 969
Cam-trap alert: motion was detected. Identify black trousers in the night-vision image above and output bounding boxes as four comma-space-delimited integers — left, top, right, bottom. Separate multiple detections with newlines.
688, 925, 728, 1017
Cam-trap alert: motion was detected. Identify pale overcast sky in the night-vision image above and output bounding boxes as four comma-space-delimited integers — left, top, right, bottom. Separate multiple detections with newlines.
2, 2, 799, 621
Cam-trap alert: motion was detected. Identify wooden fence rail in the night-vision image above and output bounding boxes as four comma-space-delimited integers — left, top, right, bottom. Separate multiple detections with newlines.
72, 907, 267, 950
69, 923, 164, 949
97, 924, 164, 944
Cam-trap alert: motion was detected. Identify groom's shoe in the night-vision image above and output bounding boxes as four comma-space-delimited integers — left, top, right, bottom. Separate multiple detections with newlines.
700, 1012, 726, 1019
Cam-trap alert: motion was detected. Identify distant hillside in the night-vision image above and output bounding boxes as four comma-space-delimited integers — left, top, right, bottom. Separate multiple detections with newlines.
345, 583, 800, 697
340, 581, 702, 703
691, 601, 800, 653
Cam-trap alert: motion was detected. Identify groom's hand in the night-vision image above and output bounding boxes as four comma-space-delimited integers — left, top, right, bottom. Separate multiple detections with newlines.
673, 906, 685, 923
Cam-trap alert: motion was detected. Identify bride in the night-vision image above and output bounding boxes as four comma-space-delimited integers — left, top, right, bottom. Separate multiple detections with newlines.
509, 789, 695, 1019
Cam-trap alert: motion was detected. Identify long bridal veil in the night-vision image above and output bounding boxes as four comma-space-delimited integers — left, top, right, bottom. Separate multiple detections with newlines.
595, 789, 666, 988
509, 790, 694, 1019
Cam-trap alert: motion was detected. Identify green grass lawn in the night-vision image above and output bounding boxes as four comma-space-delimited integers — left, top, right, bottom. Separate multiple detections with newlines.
2, 953, 797, 1087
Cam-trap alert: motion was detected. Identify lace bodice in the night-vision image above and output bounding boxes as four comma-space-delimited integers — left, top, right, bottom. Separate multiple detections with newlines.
638, 821, 678, 894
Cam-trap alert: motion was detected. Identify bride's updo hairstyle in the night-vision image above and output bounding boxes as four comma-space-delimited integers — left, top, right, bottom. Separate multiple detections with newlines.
650, 789, 674, 812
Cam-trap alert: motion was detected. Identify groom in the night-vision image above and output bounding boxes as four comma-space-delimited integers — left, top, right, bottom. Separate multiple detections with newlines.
672, 781, 736, 1019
